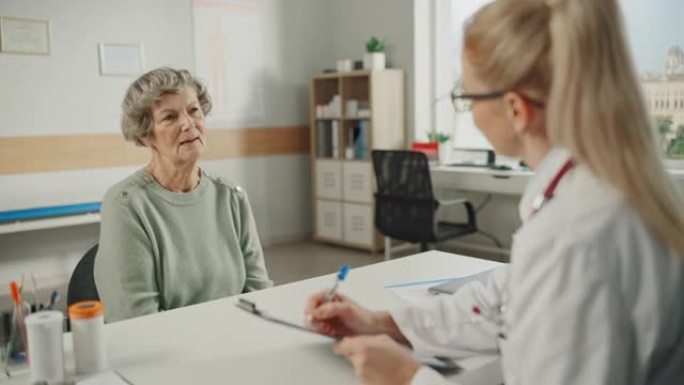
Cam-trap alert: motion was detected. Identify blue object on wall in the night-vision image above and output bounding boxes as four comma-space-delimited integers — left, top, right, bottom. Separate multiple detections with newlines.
0, 202, 102, 223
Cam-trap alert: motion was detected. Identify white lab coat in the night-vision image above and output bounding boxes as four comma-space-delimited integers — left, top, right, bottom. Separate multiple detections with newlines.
390, 149, 684, 385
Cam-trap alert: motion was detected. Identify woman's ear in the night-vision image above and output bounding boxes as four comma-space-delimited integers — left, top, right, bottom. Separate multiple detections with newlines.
502, 92, 532, 135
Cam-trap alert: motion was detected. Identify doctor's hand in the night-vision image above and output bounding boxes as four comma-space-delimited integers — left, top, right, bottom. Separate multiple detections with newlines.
334, 334, 421, 385
305, 291, 406, 341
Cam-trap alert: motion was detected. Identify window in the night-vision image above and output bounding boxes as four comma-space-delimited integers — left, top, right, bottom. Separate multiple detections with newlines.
434, 0, 494, 157
434, 0, 684, 165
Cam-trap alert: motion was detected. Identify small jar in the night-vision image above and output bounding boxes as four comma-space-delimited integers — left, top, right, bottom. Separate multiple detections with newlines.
68, 301, 107, 375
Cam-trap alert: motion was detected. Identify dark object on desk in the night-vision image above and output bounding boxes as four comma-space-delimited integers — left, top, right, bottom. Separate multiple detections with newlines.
446, 163, 489, 168
67, 244, 100, 307
321, 68, 336, 73
420, 356, 462, 375
372, 150, 478, 256
489, 164, 512, 171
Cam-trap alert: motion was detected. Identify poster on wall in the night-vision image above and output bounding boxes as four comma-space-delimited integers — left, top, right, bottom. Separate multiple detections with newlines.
0, 17, 50, 55
193, 0, 266, 128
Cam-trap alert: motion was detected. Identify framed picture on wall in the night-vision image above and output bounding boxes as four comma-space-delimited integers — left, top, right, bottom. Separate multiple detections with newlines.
98, 43, 144, 77
0, 16, 51, 55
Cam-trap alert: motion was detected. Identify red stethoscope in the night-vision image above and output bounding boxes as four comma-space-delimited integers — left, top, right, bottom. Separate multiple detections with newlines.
471, 158, 576, 339
529, 158, 576, 218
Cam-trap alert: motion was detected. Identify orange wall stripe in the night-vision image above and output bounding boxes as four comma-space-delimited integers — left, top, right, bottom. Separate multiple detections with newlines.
0, 126, 309, 174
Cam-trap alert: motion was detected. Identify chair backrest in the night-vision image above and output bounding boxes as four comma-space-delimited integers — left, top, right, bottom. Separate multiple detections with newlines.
372, 150, 437, 243
67, 244, 100, 307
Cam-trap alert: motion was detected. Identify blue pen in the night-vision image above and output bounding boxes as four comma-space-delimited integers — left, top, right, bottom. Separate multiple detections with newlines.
46, 290, 60, 310
325, 264, 350, 303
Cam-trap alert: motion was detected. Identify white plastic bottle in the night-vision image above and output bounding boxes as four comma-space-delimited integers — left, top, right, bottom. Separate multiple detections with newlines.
68, 301, 107, 375
25, 310, 65, 384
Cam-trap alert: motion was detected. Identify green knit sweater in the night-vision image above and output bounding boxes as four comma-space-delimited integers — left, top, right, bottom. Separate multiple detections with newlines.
94, 168, 273, 322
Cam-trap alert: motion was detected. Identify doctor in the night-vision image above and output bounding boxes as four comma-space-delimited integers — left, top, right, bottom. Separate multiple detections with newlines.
305, 0, 684, 384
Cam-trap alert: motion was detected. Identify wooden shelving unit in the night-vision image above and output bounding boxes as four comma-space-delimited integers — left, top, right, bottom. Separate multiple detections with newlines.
310, 69, 405, 252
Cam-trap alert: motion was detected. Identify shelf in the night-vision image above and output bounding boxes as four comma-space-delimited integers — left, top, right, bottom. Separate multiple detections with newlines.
314, 70, 372, 79
0, 213, 101, 235
311, 69, 405, 253
313, 157, 371, 163
315, 116, 371, 121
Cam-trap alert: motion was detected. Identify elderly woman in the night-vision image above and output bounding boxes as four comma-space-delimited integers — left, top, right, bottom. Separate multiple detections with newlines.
94, 67, 273, 322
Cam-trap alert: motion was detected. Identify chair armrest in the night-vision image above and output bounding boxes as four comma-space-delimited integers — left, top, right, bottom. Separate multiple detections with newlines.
437, 198, 468, 206
435, 199, 477, 227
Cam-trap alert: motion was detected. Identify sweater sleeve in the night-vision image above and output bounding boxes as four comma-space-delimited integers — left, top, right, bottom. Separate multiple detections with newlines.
94, 192, 160, 322
235, 189, 273, 292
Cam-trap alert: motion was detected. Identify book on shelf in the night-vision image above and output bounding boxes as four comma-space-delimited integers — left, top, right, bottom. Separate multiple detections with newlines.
355, 120, 366, 160
331, 120, 339, 158
344, 122, 367, 160
316, 120, 339, 158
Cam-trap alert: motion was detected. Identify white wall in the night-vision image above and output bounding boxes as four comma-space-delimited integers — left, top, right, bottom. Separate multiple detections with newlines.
328, 0, 415, 135
0, 0, 195, 137
0, 0, 332, 295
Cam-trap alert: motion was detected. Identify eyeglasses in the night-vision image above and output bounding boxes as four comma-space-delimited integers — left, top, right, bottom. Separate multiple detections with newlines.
450, 88, 545, 113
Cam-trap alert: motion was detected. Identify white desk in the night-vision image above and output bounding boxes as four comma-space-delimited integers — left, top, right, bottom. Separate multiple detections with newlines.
0, 213, 100, 235
431, 165, 684, 195
431, 166, 532, 195
6, 251, 503, 385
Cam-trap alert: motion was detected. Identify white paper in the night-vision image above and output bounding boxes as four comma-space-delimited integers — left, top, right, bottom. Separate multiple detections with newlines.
77, 370, 131, 385
385, 278, 450, 307
98, 43, 143, 76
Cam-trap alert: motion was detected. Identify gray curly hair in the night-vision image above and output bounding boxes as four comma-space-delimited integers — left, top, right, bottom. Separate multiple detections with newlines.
121, 67, 212, 145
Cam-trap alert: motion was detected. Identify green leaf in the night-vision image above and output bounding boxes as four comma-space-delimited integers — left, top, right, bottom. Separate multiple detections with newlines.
427, 130, 450, 143
365, 36, 385, 53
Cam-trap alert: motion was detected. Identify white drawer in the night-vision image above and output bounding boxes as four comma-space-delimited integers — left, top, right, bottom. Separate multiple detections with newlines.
316, 200, 343, 240
343, 202, 374, 247
342, 161, 373, 203
316, 160, 342, 199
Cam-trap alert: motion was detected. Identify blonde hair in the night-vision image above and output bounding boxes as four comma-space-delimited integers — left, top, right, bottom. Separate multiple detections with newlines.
121, 67, 212, 146
465, 0, 684, 258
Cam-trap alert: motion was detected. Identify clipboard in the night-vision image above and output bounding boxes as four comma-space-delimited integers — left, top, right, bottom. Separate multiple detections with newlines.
235, 299, 462, 375
236, 298, 337, 339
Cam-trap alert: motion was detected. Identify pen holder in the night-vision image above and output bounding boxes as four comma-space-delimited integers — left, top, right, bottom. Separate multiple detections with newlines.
68, 301, 107, 376
1, 302, 32, 363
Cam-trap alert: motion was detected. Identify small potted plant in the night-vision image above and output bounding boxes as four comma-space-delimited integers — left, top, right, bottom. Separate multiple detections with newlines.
427, 130, 452, 165
363, 36, 386, 70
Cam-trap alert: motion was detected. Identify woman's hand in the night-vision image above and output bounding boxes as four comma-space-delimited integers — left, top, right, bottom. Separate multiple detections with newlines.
334, 334, 421, 385
305, 291, 386, 337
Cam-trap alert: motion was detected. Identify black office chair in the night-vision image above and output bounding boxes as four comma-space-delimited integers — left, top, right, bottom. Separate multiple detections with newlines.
67, 244, 100, 307
372, 150, 479, 260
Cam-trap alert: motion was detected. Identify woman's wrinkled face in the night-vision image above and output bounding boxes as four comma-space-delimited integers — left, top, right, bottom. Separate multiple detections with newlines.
461, 55, 522, 157
144, 87, 206, 166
